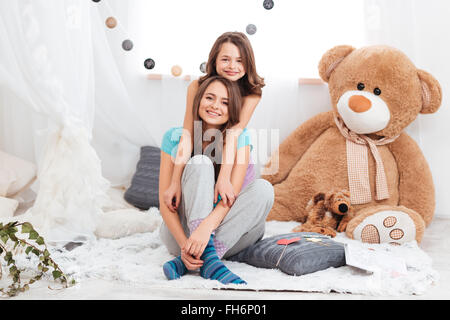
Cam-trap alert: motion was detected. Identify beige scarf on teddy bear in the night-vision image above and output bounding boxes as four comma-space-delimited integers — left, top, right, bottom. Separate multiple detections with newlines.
334, 115, 399, 205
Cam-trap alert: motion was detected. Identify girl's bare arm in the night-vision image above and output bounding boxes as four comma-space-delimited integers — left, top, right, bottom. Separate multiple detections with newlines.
223, 94, 260, 165
171, 80, 199, 183
159, 151, 188, 247
164, 80, 199, 212
215, 95, 260, 204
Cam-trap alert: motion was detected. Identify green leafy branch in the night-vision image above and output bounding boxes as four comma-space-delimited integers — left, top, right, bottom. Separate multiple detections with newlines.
0, 221, 75, 297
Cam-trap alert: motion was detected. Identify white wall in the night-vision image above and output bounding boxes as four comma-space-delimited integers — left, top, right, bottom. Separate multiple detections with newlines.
93, 0, 366, 81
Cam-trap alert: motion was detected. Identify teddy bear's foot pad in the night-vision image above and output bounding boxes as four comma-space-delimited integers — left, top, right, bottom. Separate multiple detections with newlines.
352, 211, 416, 245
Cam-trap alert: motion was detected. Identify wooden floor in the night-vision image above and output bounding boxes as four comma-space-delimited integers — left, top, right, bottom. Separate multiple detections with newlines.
9, 216, 450, 300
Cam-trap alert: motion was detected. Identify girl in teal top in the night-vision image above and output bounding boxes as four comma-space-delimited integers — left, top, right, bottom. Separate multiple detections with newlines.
161, 126, 255, 208
159, 76, 274, 285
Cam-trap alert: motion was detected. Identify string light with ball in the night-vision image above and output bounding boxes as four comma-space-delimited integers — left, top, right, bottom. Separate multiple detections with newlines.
91, 0, 159, 74
144, 58, 156, 70
246, 24, 257, 35
171, 65, 183, 77
263, 0, 274, 10
200, 62, 207, 74
92, 0, 274, 76
121, 39, 134, 51
105, 16, 117, 29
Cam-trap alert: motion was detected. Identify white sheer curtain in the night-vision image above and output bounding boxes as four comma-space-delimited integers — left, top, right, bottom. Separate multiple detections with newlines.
0, 0, 156, 242
90, 4, 157, 186
364, 0, 450, 218
0, 0, 108, 242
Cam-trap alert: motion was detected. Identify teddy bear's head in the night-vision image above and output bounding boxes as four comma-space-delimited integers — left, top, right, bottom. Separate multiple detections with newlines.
312, 190, 351, 216
318, 45, 442, 138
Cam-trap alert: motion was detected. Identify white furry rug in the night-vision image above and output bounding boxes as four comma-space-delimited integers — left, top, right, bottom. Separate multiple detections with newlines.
8, 208, 439, 297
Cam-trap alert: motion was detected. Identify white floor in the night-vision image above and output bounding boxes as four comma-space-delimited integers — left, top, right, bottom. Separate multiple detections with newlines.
9, 216, 450, 300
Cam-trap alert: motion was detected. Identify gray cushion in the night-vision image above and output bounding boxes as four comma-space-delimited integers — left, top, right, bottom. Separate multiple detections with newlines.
124, 146, 160, 210
228, 232, 345, 276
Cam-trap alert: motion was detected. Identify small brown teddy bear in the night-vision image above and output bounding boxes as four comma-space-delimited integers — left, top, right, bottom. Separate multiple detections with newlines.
292, 190, 353, 237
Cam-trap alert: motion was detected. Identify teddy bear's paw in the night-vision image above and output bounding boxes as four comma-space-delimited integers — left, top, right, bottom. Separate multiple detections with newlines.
352, 210, 417, 245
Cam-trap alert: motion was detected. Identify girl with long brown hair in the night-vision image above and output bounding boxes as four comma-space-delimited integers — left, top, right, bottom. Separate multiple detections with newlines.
163, 31, 265, 216
158, 76, 273, 284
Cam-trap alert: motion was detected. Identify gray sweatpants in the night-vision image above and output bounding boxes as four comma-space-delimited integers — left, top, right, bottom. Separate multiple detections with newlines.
160, 155, 274, 259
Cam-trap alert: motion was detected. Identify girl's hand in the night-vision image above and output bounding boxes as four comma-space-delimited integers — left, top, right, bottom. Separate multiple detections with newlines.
214, 177, 235, 207
163, 181, 181, 212
180, 249, 203, 270
183, 222, 214, 259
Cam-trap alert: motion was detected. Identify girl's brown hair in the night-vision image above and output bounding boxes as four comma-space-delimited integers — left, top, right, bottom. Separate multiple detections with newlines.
199, 31, 265, 97
192, 76, 243, 180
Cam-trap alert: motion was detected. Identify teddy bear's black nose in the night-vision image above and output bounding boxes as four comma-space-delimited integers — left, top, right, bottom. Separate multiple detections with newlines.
339, 203, 348, 213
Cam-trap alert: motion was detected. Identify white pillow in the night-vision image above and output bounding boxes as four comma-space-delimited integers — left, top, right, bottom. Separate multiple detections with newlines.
0, 150, 37, 197
94, 208, 162, 239
0, 167, 16, 197
0, 196, 19, 220
102, 187, 135, 212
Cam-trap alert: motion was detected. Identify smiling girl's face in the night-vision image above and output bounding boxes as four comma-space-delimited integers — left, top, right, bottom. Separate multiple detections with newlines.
198, 80, 230, 129
215, 42, 246, 82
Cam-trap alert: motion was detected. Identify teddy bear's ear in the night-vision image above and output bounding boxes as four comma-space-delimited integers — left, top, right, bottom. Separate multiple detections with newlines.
313, 192, 326, 204
318, 45, 355, 83
418, 69, 442, 114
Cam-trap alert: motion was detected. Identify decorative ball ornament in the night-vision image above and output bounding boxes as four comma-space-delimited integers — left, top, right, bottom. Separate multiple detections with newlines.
171, 65, 182, 77
144, 58, 155, 70
263, 0, 274, 10
122, 39, 134, 51
246, 24, 257, 35
200, 62, 207, 73
105, 17, 117, 29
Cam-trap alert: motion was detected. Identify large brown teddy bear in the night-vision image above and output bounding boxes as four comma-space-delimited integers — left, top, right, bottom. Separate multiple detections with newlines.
261, 45, 442, 245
